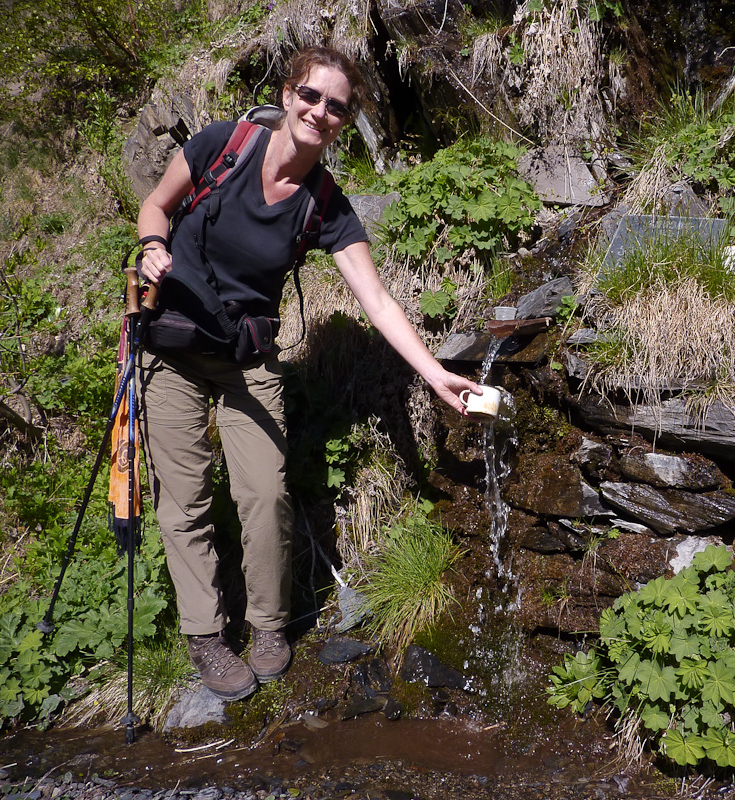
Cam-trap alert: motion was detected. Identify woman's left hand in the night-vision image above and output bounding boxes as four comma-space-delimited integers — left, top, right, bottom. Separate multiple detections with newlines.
425, 367, 482, 416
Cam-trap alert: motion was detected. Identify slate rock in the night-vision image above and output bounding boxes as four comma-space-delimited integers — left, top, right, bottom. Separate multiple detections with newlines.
318, 636, 373, 665
571, 437, 614, 481
516, 277, 575, 320
399, 645, 470, 690
507, 462, 612, 518
518, 145, 610, 207
347, 193, 400, 242
618, 451, 723, 491
163, 686, 226, 731
518, 526, 569, 553
600, 482, 735, 535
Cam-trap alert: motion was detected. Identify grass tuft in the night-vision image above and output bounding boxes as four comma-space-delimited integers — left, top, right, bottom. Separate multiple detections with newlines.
361, 510, 464, 652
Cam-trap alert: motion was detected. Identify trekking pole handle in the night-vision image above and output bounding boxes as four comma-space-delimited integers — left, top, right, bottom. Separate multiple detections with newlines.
124, 267, 141, 317
142, 282, 160, 312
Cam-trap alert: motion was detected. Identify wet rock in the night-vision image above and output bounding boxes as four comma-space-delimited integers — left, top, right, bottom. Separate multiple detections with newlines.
341, 694, 387, 720
618, 450, 723, 490
571, 438, 614, 481
608, 517, 653, 535
563, 351, 587, 380
382, 697, 402, 720
547, 521, 586, 551
507, 462, 612, 518
566, 328, 600, 346
399, 645, 470, 690
318, 636, 373, 665
516, 277, 575, 320
163, 686, 226, 731
600, 482, 735, 535
518, 526, 569, 553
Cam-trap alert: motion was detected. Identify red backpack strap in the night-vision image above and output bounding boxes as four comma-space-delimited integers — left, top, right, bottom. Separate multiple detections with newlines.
183, 120, 264, 218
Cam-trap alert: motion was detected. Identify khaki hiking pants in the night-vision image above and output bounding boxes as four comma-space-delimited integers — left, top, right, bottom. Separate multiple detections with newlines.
137, 349, 293, 636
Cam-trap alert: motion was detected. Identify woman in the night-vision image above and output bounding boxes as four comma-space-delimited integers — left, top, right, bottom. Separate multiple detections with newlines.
137, 46, 480, 702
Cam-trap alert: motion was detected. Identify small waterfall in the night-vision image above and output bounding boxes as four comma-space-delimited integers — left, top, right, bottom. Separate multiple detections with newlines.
479, 336, 519, 608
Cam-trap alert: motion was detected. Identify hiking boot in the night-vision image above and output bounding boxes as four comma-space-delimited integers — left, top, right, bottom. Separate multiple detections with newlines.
249, 627, 291, 682
187, 633, 258, 701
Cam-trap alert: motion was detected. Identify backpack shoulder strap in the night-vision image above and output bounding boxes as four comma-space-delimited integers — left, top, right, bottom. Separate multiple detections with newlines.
184, 120, 264, 220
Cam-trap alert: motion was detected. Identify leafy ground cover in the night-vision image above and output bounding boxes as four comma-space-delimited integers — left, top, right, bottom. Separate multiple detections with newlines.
548, 546, 735, 772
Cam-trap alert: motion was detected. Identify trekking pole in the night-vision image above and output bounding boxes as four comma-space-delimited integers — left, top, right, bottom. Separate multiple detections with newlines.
121, 311, 140, 744
37, 262, 159, 637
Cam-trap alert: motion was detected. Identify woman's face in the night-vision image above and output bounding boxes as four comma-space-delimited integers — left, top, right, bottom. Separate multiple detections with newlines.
283, 65, 352, 151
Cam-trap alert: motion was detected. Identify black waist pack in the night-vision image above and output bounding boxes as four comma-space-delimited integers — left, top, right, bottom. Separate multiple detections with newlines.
144, 268, 279, 365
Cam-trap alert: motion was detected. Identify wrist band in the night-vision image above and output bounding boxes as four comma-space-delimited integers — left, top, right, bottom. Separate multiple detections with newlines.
137, 234, 169, 250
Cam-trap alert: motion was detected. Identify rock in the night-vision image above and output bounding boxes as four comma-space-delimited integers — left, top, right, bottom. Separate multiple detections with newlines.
669, 535, 723, 573
516, 277, 575, 320
547, 521, 586, 551
566, 328, 601, 345
599, 482, 735, 535
318, 636, 373, 665
608, 517, 653, 535
660, 181, 710, 217
518, 526, 569, 553
123, 83, 198, 201
618, 451, 724, 490
399, 645, 470, 690
573, 394, 735, 463
340, 695, 387, 720
571, 438, 614, 481
603, 214, 728, 269
382, 697, 402, 720
517, 145, 610, 207
163, 686, 226, 731
334, 585, 370, 633
564, 351, 587, 380
507, 461, 613, 518
347, 192, 400, 243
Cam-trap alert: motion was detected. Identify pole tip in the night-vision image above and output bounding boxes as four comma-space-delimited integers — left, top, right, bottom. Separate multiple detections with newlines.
37, 620, 55, 634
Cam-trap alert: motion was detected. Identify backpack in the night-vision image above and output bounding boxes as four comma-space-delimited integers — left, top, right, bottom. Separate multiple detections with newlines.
139, 106, 335, 363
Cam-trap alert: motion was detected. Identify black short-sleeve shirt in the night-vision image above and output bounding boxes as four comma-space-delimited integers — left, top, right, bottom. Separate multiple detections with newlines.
172, 121, 368, 317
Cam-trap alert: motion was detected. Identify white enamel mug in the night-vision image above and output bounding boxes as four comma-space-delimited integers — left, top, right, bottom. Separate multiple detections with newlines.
460, 386, 502, 420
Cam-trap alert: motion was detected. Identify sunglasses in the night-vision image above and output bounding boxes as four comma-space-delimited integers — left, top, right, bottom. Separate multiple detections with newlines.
293, 85, 351, 120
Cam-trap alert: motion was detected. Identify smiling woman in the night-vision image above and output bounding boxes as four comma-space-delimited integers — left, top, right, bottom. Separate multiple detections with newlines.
134, 45, 479, 703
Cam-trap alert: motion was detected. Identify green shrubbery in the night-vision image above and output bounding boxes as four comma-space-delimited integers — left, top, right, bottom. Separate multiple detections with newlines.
548, 545, 735, 771
380, 137, 541, 267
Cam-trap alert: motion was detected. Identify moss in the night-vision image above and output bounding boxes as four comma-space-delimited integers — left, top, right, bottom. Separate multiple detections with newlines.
389, 675, 433, 717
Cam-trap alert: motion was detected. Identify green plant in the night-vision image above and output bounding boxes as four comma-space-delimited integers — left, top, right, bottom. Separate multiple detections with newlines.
547, 545, 735, 770
419, 278, 458, 320
379, 137, 541, 269
627, 87, 735, 216
362, 510, 464, 650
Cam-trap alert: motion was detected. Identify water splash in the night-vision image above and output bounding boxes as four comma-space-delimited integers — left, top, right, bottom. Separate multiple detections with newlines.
478, 336, 519, 608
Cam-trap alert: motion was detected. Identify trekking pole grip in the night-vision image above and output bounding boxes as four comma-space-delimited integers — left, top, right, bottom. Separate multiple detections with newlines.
142, 282, 159, 312
124, 267, 141, 316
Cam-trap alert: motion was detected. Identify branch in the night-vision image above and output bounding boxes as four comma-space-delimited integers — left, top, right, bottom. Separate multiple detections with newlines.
0, 398, 43, 439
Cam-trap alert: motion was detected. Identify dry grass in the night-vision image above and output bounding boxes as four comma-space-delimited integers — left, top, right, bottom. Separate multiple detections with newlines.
471, 0, 609, 146
582, 278, 735, 418
620, 143, 676, 215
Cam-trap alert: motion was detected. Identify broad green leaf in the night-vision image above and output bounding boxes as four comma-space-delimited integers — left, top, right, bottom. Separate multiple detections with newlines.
636, 659, 677, 702
677, 657, 709, 690
465, 191, 497, 222
18, 628, 44, 654
702, 727, 735, 768
693, 545, 733, 574
669, 631, 700, 662
419, 290, 451, 318
665, 578, 700, 617
403, 193, 433, 217
702, 659, 735, 707
0, 677, 21, 702
662, 729, 705, 766
618, 651, 642, 685
698, 591, 734, 637
640, 702, 669, 731
638, 576, 668, 607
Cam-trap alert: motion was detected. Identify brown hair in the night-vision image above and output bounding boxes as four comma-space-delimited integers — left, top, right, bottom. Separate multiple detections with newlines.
284, 46, 365, 113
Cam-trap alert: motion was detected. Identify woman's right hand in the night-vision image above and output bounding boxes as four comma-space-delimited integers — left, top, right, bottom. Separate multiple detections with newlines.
140, 244, 172, 285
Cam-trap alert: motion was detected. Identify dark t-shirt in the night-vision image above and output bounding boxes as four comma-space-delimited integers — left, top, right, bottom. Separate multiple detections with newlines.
172, 121, 368, 317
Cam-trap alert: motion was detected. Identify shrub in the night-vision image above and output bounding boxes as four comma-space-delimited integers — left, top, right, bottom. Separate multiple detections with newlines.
379, 137, 541, 269
547, 545, 735, 770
